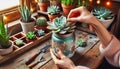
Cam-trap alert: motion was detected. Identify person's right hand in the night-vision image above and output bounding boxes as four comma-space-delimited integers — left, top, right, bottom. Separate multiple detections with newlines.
67, 6, 98, 25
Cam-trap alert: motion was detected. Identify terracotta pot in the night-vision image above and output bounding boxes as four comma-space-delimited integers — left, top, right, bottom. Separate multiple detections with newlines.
38, 2, 49, 12
0, 41, 13, 55
62, 4, 75, 16
20, 19, 35, 34
52, 32, 75, 57
48, 14, 61, 22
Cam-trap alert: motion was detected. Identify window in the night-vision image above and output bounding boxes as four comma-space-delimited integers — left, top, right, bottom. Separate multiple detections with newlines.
0, 0, 19, 11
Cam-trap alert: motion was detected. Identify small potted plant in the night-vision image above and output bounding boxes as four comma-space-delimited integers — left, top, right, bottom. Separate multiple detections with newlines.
37, 29, 45, 37
91, 6, 114, 28
18, 3, 35, 34
38, 0, 50, 12
36, 17, 47, 31
15, 39, 24, 47
61, 0, 76, 16
50, 0, 61, 8
0, 15, 13, 55
47, 16, 76, 57
26, 32, 36, 41
47, 5, 61, 22
77, 39, 87, 47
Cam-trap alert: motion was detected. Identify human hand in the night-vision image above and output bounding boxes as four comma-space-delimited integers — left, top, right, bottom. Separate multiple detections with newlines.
67, 6, 98, 25
50, 48, 75, 69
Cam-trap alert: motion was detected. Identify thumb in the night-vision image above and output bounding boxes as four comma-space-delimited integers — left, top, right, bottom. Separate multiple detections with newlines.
67, 18, 79, 22
56, 48, 66, 59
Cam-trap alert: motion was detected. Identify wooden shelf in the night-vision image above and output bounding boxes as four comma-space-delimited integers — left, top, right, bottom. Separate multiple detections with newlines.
0, 29, 52, 64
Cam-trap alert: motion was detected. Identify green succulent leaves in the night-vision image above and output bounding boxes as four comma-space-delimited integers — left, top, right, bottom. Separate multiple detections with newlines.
0, 15, 10, 48
26, 32, 36, 40
47, 16, 75, 34
92, 6, 114, 20
62, 0, 75, 5
47, 5, 61, 15
18, 4, 32, 22
37, 29, 45, 36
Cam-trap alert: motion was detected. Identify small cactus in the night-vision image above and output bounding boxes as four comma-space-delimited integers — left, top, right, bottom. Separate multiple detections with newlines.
77, 39, 87, 47
36, 17, 47, 26
37, 29, 45, 36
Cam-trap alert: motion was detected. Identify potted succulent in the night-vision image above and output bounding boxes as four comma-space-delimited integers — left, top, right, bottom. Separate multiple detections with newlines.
26, 31, 36, 40
38, 0, 50, 12
91, 6, 114, 28
36, 17, 47, 31
37, 29, 45, 37
47, 16, 76, 57
61, 0, 76, 16
0, 15, 13, 55
18, 3, 35, 34
15, 39, 24, 47
50, 0, 61, 8
47, 5, 61, 22
77, 0, 89, 7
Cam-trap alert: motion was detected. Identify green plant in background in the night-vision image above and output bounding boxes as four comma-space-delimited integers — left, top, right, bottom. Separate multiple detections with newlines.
77, 0, 89, 7
47, 16, 75, 34
15, 39, 24, 46
91, 6, 114, 20
0, 15, 11, 49
36, 17, 47, 26
47, 5, 61, 15
26, 32, 36, 40
37, 29, 45, 36
77, 39, 87, 47
50, 0, 61, 2
38, 0, 49, 3
62, 0, 75, 5
18, 3, 32, 22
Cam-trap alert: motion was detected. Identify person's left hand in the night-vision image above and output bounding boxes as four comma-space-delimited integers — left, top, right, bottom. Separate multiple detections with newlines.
50, 48, 75, 69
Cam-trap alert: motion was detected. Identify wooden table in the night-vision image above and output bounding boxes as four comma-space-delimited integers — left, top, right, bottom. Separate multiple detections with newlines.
0, 30, 103, 69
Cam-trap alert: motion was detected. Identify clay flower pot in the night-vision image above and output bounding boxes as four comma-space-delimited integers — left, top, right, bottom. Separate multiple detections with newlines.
35, 25, 47, 31
62, 4, 75, 16
19, 19, 35, 34
52, 32, 75, 57
0, 41, 13, 55
50, 1, 61, 8
38, 2, 49, 12
48, 14, 61, 22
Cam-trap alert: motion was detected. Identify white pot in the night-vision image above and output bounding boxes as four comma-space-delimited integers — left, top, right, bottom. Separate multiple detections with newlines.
99, 17, 114, 28
20, 19, 35, 34
0, 41, 13, 55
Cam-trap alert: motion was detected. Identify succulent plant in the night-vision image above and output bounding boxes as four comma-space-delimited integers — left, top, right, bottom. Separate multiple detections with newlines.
62, 0, 75, 5
26, 32, 36, 40
18, 3, 32, 22
77, 39, 87, 47
15, 39, 24, 46
77, 0, 89, 7
47, 16, 76, 34
37, 29, 45, 36
47, 5, 61, 15
0, 15, 12, 49
91, 6, 114, 20
38, 0, 49, 3
36, 17, 47, 26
